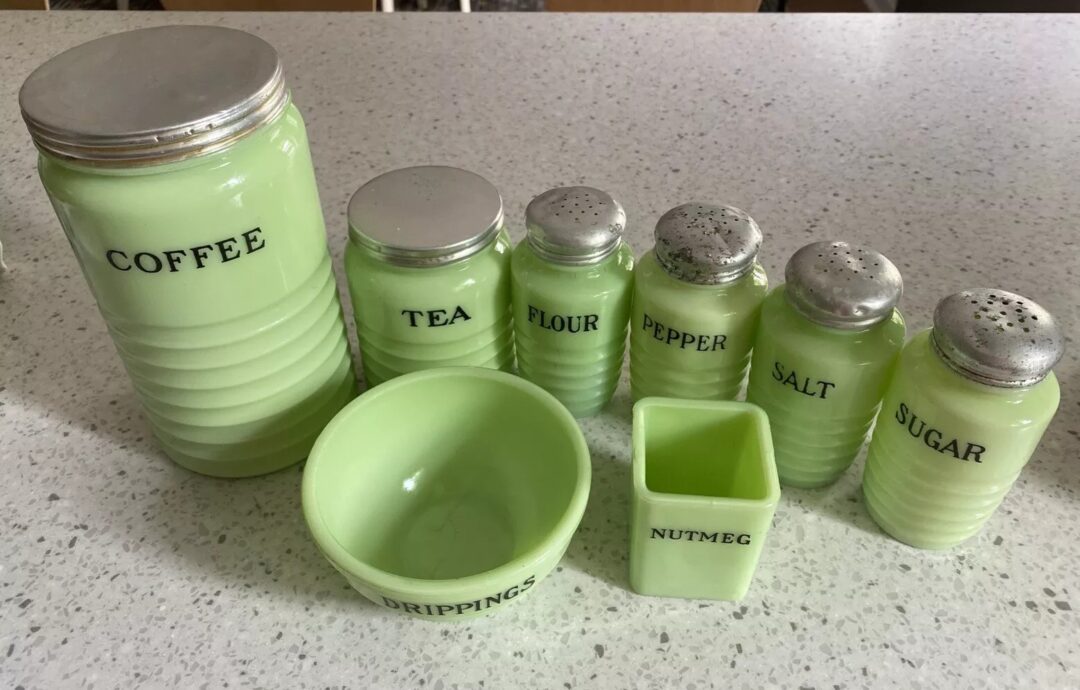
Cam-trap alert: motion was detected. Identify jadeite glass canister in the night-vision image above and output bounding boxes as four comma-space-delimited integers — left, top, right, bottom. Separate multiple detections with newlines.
746, 241, 905, 488
19, 26, 356, 478
345, 166, 513, 387
512, 187, 634, 418
863, 289, 1063, 549
630, 203, 768, 401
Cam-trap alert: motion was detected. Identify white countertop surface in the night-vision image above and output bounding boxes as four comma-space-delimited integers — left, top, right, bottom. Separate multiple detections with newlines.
1, 11, 1078, 689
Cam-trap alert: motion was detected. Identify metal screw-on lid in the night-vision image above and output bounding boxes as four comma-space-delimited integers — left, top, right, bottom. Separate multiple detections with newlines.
653, 203, 762, 285
19, 26, 289, 167
931, 289, 1064, 388
784, 241, 903, 330
525, 187, 626, 266
348, 166, 504, 267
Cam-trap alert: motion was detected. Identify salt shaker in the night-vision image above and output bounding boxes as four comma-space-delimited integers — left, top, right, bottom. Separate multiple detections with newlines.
511, 186, 634, 417
863, 289, 1063, 549
630, 203, 768, 401
746, 241, 906, 488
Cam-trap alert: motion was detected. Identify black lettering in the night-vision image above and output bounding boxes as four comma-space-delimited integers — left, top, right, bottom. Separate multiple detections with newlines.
162, 249, 186, 272
485, 594, 503, 607
696, 335, 710, 352
737, 534, 751, 545
566, 315, 582, 334
448, 305, 471, 325
818, 381, 836, 399
551, 315, 565, 331
722, 533, 735, 544
521, 575, 536, 591
642, 313, 653, 331
665, 327, 680, 345
106, 250, 131, 271
241, 227, 265, 253
963, 443, 985, 463
772, 361, 784, 382
427, 309, 449, 327
680, 331, 695, 349
701, 532, 719, 543
896, 402, 909, 424
215, 237, 241, 263
381, 597, 401, 609
783, 370, 801, 390
402, 602, 422, 614
712, 335, 727, 351
528, 305, 539, 323
133, 252, 163, 273
940, 438, 961, 458
924, 429, 943, 450
455, 602, 474, 614
435, 604, 455, 616
907, 416, 926, 438
503, 585, 521, 600
651, 528, 666, 539
191, 244, 214, 269
401, 309, 423, 327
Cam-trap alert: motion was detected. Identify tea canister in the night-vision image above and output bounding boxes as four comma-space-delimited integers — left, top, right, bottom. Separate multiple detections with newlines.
746, 241, 905, 488
512, 186, 634, 418
863, 289, 1063, 550
345, 166, 513, 387
630, 203, 768, 401
20, 26, 356, 478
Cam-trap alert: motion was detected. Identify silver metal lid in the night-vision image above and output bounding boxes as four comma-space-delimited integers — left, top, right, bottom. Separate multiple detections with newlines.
653, 203, 762, 285
525, 187, 626, 266
19, 25, 288, 167
931, 289, 1064, 388
784, 241, 903, 330
348, 166, 504, 267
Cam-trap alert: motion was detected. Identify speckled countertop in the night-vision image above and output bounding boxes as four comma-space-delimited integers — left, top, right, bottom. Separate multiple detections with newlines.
2, 11, 1079, 689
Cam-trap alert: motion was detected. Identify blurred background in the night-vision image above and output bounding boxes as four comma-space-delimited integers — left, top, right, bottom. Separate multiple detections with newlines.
3, 0, 1077, 23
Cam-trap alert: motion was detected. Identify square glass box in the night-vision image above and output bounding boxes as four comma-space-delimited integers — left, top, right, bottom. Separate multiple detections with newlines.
630, 398, 781, 601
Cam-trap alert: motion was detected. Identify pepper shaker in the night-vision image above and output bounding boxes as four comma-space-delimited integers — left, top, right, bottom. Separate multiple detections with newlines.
863, 289, 1063, 549
630, 203, 768, 401
511, 186, 634, 418
746, 241, 906, 488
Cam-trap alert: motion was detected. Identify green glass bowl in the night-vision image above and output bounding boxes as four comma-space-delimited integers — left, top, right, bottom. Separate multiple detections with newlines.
302, 367, 591, 619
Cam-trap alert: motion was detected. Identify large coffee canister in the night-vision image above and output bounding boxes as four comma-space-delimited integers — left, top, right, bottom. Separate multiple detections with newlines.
863, 289, 1063, 549
630, 203, 769, 401
19, 26, 357, 477
512, 187, 634, 418
746, 242, 906, 488
345, 166, 514, 387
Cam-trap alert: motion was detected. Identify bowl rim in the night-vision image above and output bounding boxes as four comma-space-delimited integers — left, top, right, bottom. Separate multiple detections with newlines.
302, 366, 592, 597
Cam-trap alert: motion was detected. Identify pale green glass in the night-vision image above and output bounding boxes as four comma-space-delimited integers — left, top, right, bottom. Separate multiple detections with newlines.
630, 250, 768, 401
302, 368, 591, 620
863, 330, 1060, 549
746, 286, 905, 488
38, 102, 356, 477
630, 398, 780, 601
511, 241, 634, 418
345, 229, 513, 387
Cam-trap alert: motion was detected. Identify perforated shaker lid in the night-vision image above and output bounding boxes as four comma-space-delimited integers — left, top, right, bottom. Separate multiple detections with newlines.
784, 241, 903, 330
348, 166, 504, 267
19, 26, 288, 166
931, 289, 1064, 388
525, 187, 626, 265
653, 203, 762, 285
